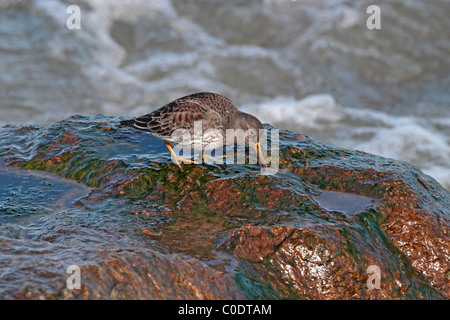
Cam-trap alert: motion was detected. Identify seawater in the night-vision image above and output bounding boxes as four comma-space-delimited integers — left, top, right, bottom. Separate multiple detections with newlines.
0, 0, 448, 189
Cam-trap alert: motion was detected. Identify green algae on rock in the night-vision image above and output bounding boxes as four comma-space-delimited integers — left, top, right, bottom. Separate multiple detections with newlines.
0, 115, 448, 299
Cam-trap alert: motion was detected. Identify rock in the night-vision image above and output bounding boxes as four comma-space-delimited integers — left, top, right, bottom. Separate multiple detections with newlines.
0, 115, 448, 299
0, 238, 244, 300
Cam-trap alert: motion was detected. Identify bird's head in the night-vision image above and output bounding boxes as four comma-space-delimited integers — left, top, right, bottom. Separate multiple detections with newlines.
229, 111, 267, 167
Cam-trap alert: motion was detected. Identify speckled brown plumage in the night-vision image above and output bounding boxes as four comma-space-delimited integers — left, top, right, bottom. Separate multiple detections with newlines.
120, 92, 238, 142
120, 92, 266, 168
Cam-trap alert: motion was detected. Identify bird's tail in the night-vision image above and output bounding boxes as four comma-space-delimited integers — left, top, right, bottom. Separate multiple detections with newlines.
119, 119, 135, 127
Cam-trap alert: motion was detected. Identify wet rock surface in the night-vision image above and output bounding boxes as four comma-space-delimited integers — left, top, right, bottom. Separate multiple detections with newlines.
0, 115, 448, 299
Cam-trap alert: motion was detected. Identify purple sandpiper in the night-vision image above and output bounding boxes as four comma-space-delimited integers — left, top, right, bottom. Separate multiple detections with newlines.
120, 92, 266, 169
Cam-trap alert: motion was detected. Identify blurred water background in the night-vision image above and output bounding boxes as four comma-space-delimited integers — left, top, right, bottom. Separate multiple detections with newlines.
0, 0, 449, 189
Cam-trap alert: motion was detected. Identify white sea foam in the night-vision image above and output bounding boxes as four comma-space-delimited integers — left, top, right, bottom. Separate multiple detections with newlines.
0, 0, 448, 189
243, 95, 450, 189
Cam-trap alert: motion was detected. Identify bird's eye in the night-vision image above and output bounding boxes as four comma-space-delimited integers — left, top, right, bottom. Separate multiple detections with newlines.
249, 129, 256, 135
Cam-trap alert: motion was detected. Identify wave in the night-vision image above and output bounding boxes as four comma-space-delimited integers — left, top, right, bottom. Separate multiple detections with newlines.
243, 94, 450, 189
0, 0, 448, 189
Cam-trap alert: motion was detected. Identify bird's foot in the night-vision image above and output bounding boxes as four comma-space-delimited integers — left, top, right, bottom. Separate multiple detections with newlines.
164, 142, 199, 170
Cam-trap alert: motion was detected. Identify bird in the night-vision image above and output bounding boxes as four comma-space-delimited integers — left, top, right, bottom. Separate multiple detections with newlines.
120, 92, 266, 169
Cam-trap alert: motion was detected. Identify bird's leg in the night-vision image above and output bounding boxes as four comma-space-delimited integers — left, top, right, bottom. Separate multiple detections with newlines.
252, 141, 267, 167
164, 142, 198, 169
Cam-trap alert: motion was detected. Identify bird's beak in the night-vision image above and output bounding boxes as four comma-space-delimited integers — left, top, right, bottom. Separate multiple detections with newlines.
253, 141, 267, 168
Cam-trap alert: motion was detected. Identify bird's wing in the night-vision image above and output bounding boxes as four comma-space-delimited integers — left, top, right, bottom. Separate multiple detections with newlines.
131, 99, 208, 136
